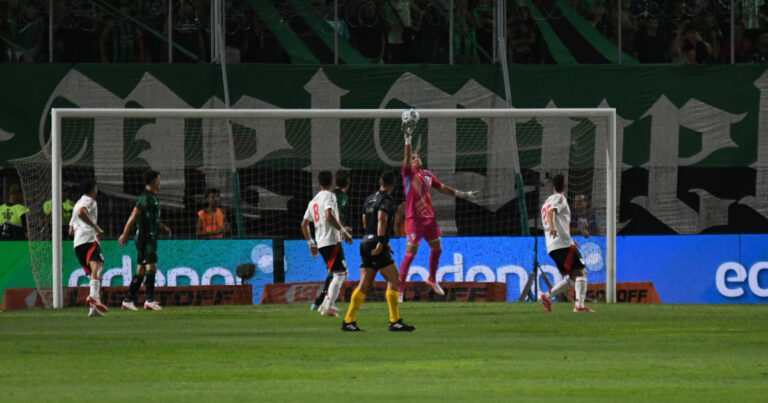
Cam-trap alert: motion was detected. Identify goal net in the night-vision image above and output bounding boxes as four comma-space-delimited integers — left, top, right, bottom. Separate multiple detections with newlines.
13, 108, 615, 308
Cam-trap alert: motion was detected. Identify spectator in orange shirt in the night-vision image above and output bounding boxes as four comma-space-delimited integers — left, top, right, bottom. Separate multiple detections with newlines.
196, 188, 229, 239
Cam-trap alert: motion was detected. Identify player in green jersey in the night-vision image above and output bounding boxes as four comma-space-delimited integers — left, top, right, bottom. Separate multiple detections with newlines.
118, 170, 172, 311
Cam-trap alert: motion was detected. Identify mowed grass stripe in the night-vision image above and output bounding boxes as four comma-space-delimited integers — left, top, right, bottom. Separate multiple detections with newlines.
0, 303, 766, 401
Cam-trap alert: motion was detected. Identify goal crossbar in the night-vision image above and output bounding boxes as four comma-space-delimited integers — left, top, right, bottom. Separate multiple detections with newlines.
49, 108, 617, 307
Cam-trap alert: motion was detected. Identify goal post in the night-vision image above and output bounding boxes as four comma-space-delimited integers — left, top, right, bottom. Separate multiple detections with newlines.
45, 107, 617, 308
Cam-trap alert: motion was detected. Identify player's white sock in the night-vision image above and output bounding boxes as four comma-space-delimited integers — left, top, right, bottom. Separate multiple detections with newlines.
574, 277, 587, 308
89, 279, 100, 300
548, 278, 572, 300
326, 271, 347, 309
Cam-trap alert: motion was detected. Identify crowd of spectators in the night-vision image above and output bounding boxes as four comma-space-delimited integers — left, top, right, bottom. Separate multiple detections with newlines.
574, 0, 768, 64
0, 0, 767, 64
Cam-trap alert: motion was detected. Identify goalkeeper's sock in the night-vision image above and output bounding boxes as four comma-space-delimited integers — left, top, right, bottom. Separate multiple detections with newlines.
428, 247, 442, 282
398, 252, 416, 293
344, 289, 366, 324
144, 271, 157, 301
385, 290, 400, 323
127, 274, 145, 302
574, 277, 587, 308
89, 279, 100, 300
548, 278, 572, 300
314, 273, 333, 307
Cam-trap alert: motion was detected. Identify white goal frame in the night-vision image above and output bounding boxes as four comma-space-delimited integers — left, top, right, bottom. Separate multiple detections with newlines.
50, 108, 617, 308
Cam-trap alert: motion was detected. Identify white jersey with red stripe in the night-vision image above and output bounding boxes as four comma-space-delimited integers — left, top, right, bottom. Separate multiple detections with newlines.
303, 190, 341, 249
70, 194, 99, 248
541, 192, 574, 253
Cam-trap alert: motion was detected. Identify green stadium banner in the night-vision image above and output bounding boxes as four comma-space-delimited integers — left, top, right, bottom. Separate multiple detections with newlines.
0, 239, 274, 306
0, 64, 767, 234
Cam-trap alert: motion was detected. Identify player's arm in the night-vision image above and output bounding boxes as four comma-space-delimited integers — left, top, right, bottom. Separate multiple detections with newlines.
118, 207, 141, 247
547, 207, 558, 238
403, 120, 413, 166
301, 218, 318, 257
68, 225, 74, 237
403, 137, 412, 167
158, 221, 172, 237
371, 209, 389, 256
434, 182, 479, 200
394, 203, 405, 237
362, 213, 367, 229
326, 208, 352, 244
77, 206, 104, 236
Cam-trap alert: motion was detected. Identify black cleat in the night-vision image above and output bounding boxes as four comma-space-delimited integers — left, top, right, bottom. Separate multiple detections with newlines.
388, 319, 415, 332
341, 321, 362, 332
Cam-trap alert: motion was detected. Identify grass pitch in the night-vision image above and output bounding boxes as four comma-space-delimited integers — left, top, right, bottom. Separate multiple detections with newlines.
1, 303, 766, 402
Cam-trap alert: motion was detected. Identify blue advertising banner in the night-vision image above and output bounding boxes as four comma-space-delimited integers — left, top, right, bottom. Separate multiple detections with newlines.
64, 239, 274, 304
285, 236, 608, 302
285, 235, 768, 304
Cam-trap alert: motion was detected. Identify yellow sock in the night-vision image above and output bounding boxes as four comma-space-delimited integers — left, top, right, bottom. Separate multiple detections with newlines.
386, 290, 400, 323
344, 289, 366, 323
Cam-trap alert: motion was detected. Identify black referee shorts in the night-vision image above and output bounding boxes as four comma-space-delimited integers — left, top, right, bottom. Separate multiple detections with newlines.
359, 235, 395, 271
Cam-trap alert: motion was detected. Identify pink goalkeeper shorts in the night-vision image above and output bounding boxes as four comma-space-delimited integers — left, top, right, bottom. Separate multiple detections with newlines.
405, 217, 442, 245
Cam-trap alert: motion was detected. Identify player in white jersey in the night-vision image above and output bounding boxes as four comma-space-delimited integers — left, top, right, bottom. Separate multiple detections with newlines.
538, 174, 594, 313
68, 178, 109, 317
300, 170, 353, 317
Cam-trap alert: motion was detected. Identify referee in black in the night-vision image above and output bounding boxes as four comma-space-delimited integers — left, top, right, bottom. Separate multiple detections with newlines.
341, 170, 415, 332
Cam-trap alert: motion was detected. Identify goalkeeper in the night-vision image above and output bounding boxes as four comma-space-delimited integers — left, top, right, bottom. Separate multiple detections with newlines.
398, 116, 479, 298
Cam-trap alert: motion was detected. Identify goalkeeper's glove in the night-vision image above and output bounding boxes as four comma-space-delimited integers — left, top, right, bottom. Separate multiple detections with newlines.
455, 190, 479, 200
402, 122, 414, 145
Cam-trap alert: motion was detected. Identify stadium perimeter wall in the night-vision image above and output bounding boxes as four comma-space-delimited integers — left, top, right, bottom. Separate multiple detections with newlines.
1, 235, 766, 305
0, 64, 767, 234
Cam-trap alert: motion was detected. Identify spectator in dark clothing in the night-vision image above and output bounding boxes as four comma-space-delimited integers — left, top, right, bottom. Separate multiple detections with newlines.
746, 32, 768, 64
349, 1, 387, 63
721, 24, 752, 63
635, 17, 669, 63
676, 26, 714, 64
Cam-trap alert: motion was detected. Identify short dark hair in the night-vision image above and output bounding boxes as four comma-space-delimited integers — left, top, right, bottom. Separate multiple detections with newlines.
80, 178, 97, 195
551, 174, 565, 192
205, 188, 220, 197
318, 170, 333, 187
143, 170, 160, 186
380, 170, 396, 186
335, 169, 350, 188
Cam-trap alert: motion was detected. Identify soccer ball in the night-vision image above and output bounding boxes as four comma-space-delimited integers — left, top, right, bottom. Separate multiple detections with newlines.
401, 108, 420, 127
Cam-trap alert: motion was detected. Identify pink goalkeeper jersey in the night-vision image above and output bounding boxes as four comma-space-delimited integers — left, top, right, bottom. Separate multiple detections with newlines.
402, 164, 443, 220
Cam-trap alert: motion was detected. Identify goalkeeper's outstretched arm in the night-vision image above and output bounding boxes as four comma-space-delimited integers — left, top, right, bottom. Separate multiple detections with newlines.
402, 122, 413, 167
436, 184, 479, 200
